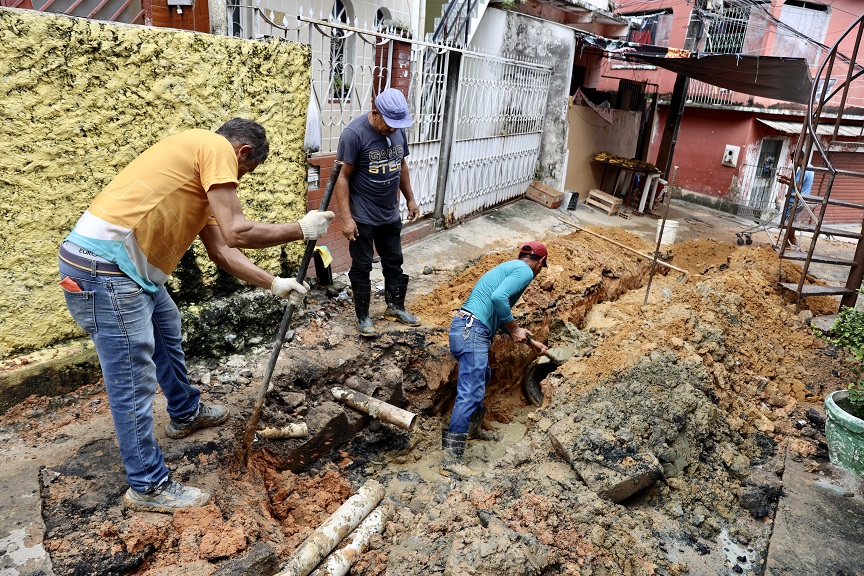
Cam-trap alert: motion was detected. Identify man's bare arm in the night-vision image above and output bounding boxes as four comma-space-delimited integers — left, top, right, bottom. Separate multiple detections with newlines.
199, 224, 274, 289
207, 184, 304, 249
335, 162, 358, 241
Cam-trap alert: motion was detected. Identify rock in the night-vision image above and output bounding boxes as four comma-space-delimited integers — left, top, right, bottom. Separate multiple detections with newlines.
549, 420, 662, 503
666, 477, 686, 491
279, 391, 306, 408
805, 408, 825, 429
212, 543, 278, 576
739, 468, 783, 518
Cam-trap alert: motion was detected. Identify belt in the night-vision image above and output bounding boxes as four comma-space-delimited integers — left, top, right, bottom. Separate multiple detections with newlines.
455, 309, 475, 319
59, 243, 126, 276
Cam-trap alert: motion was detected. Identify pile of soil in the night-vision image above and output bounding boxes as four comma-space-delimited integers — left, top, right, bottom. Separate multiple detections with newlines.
0, 227, 850, 575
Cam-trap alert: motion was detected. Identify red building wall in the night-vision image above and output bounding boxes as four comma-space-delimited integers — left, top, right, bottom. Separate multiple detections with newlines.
649, 108, 761, 197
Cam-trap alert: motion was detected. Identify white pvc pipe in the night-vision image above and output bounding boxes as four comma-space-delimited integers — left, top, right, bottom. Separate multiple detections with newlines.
275, 480, 385, 576
331, 387, 417, 431
257, 423, 308, 439
308, 503, 391, 576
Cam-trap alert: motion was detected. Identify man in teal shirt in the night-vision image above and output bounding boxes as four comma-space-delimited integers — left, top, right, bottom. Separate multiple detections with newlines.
441, 241, 549, 478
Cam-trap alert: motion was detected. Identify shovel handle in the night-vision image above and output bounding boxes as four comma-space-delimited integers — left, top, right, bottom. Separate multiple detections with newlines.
241, 161, 344, 464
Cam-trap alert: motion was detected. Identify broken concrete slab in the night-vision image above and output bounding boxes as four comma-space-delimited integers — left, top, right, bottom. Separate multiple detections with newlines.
548, 419, 663, 503
213, 542, 278, 576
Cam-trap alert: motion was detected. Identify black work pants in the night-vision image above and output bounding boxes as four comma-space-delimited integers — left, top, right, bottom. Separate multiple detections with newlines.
348, 220, 404, 286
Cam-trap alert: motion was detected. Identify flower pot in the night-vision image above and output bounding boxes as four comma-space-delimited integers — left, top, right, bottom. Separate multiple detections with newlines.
824, 390, 864, 477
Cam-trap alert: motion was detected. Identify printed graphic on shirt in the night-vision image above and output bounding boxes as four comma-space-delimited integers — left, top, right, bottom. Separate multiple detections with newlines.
368, 145, 405, 177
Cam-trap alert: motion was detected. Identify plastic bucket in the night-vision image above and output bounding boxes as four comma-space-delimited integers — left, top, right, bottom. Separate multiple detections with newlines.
656, 220, 679, 246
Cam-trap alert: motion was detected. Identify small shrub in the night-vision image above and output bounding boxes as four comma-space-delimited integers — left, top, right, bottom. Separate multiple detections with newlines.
817, 301, 864, 418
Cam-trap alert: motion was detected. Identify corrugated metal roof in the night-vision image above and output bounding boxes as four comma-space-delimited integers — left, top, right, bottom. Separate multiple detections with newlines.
757, 118, 864, 137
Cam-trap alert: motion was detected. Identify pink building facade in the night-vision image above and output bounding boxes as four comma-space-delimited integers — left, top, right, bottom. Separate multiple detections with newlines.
589, 0, 864, 222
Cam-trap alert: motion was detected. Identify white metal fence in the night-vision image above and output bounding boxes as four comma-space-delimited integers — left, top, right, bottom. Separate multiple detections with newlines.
447, 54, 551, 219
226, 4, 552, 223
687, 79, 736, 106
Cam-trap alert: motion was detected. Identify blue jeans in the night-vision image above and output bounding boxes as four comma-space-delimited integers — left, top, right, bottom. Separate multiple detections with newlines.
447, 313, 492, 434
59, 256, 200, 493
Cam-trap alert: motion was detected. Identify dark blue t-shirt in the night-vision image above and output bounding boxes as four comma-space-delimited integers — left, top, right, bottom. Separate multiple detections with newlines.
336, 114, 410, 225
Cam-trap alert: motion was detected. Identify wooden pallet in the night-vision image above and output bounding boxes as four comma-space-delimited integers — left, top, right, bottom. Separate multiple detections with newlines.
586, 189, 623, 216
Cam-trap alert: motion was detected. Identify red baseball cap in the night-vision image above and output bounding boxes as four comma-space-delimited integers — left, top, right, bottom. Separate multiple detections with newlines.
519, 241, 548, 266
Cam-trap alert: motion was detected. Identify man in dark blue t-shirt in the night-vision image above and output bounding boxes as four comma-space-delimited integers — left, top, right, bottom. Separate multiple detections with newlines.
335, 88, 421, 337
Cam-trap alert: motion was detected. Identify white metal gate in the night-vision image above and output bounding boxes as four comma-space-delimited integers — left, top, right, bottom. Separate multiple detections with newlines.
227, 4, 552, 224
446, 54, 551, 221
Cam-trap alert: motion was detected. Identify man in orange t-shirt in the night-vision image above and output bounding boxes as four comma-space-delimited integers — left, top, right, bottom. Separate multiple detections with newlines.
59, 119, 333, 513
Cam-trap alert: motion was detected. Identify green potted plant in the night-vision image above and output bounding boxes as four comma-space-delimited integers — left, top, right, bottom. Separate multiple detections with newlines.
817, 302, 864, 476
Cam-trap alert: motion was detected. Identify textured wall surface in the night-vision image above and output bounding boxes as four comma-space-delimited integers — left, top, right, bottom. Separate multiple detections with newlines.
0, 8, 310, 356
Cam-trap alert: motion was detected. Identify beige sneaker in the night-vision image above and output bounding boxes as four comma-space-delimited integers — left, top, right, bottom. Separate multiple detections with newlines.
165, 403, 229, 439
123, 479, 209, 513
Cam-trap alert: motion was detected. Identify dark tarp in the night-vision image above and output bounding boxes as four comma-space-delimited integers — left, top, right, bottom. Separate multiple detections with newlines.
580, 36, 814, 104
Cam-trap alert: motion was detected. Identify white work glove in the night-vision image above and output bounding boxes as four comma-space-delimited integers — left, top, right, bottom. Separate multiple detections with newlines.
271, 277, 309, 308
298, 210, 335, 241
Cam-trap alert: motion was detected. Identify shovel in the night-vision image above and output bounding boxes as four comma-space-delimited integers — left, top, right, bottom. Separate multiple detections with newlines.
523, 338, 575, 407
527, 336, 575, 365
240, 161, 344, 466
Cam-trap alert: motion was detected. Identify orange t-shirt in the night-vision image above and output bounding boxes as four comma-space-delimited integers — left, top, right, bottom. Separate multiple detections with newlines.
66, 129, 238, 292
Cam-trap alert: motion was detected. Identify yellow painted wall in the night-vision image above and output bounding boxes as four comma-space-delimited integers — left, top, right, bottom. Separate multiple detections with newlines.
0, 8, 311, 357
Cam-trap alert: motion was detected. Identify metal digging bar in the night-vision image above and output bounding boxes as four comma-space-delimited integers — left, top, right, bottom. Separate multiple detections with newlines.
241, 160, 344, 465
644, 165, 678, 305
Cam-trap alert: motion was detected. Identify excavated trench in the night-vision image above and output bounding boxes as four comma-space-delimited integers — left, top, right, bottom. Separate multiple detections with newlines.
19, 230, 849, 575
245, 259, 651, 477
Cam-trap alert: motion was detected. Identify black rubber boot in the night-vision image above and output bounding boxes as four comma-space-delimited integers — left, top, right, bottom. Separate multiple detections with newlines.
439, 431, 476, 479
467, 406, 496, 442
351, 283, 378, 338
384, 274, 420, 326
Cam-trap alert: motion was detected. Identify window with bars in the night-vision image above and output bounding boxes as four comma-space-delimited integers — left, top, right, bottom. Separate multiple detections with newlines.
624, 10, 673, 47
703, 4, 752, 54
772, 1, 830, 66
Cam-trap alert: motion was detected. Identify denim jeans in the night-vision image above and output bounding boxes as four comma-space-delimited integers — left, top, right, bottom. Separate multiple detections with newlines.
59, 256, 200, 493
447, 313, 492, 434
348, 220, 404, 286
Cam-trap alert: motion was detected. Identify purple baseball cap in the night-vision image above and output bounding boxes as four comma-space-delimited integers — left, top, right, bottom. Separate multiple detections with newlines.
375, 88, 413, 129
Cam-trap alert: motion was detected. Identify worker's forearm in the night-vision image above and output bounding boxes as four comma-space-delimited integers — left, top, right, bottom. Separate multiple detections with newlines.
503, 320, 519, 335
221, 221, 304, 249
335, 177, 353, 221
399, 166, 416, 203
209, 246, 274, 289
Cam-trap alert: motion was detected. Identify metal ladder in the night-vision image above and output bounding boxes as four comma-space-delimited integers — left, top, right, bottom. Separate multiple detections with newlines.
776, 13, 864, 319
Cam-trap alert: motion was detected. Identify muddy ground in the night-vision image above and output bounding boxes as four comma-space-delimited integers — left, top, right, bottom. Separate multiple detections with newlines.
0, 226, 855, 575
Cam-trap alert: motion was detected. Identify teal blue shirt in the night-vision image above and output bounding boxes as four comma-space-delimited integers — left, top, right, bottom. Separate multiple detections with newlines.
461, 259, 535, 335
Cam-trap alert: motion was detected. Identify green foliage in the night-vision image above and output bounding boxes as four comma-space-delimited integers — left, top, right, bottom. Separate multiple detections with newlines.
818, 301, 864, 417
